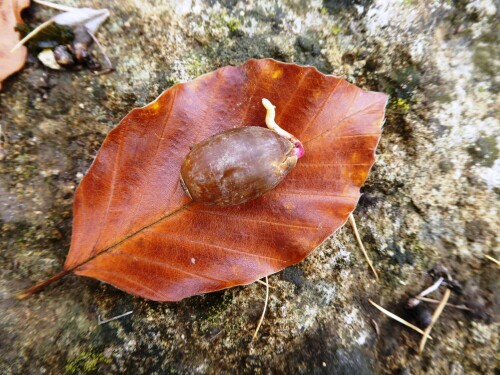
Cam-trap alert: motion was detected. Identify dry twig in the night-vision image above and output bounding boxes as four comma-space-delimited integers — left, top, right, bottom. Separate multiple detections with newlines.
33, 0, 75, 12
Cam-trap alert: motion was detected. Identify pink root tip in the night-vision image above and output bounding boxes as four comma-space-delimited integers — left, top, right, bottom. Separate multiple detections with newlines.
294, 141, 305, 158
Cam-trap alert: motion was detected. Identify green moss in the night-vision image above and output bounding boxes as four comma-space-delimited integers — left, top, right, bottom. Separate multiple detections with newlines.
197, 34, 294, 70
65, 350, 111, 374
438, 160, 454, 172
226, 18, 242, 33
331, 25, 342, 36
389, 97, 410, 114
363, 49, 422, 101
428, 90, 453, 103
294, 32, 333, 73
205, 291, 233, 326
185, 55, 210, 77
473, 44, 499, 78
323, 0, 374, 15
387, 65, 422, 99
467, 136, 498, 167
447, 0, 480, 27
408, 240, 430, 261
227, 315, 247, 333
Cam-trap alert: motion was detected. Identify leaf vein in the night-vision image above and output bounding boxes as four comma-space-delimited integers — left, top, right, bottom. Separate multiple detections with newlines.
304, 97, 384, 145
89, 268, 169, 300
298, 78, 343, 138
144, 231, 288, 264
108, 252, 231, 283
90, 137, 124, 254
269, 190, 359, 199
190, 208, 320, 231
275, 70, 311, 123
125, 88, 178, 230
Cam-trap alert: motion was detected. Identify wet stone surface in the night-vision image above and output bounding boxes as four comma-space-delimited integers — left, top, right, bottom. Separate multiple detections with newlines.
0, 0, 498, 374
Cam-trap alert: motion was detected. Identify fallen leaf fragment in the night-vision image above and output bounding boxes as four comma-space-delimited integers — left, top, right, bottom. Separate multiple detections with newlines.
0, 0, 30, 89
52, 7, 109, 33
18, 59, 388, 301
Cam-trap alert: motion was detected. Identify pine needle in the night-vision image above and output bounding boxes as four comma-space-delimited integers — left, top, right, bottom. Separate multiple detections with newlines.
256, 279, 275, 289
98, 310, 133, 325
87, 30, 114, 73
33, 0, 76, 12
368, 299, 432, 338
252, 276, 269, 341
349, 214, 379, 281
11, 19, 55, 53
416, 296, 470, 311
484, 254, 500, 267
418, 288, 451, 354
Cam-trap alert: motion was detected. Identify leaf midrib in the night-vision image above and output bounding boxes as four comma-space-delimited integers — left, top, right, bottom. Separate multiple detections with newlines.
66, 202, 193, 273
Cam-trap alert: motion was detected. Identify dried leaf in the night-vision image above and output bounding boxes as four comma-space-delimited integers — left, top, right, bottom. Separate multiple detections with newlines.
0, 0, 30, 89
52, 7, 109, 34
20, 59, 388, 301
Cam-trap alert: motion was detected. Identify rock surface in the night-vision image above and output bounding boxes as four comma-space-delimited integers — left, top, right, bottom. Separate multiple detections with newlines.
0, 0, 498, 374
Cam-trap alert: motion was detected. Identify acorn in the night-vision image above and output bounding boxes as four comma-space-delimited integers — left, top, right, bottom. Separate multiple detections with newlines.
180, 98, 304, 206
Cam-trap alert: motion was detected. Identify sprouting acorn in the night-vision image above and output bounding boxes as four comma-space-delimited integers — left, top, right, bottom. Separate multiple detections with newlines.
180, 98, 304, 206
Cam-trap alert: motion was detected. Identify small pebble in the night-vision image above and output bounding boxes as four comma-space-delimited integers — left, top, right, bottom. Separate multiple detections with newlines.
38, 49, 62, 70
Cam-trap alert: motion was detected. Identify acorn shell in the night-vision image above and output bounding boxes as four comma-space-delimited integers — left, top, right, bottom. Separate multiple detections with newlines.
180, 126, 298, 206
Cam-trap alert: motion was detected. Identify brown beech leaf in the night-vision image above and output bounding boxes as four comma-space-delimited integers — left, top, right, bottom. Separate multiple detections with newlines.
0, 0, 30, 89
20, 59, 388, 301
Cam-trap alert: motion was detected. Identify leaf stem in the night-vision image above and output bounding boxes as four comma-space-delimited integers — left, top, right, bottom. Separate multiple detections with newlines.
16, 269, 71, 299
